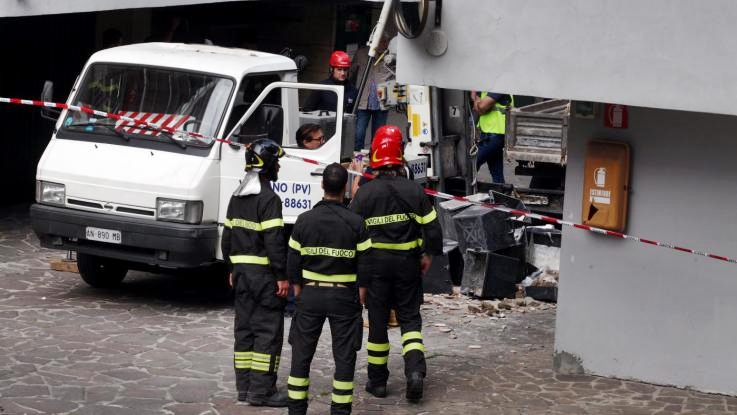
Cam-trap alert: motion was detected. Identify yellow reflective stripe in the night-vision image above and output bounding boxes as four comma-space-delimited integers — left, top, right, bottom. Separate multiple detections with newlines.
367, 342, 390, 352
356, 238, 372, 252
230, 255, 270, 265
365, 213, 410, 226
261, 218, 284, 230
372, 239, 421, 250
402, 331, 423, 342
288, 376, 310, 387
234, 361, 251, 369
252, 352, 271, 362
332, 393, 353, 404
288, 237, 301, 250
289, 390, 308, 400
225, 217, 283, 231
367, 355, 388, 365
333, 380, 353, 390
414, 208, 437, 224
302, 269, 357, 283
251, 363, 270, 372
402, 342, 426, 355
234, 351, 253, 358
300, 246, 355, 258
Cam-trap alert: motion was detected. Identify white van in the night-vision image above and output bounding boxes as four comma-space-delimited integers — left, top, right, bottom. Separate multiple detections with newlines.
30, 42, 353, 288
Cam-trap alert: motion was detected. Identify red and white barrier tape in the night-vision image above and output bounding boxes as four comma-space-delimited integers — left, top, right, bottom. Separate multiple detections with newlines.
3, 96, 736, 264
283, 154, 737, 265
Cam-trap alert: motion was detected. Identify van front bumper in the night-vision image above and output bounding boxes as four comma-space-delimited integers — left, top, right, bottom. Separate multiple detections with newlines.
30, 204, 219, 269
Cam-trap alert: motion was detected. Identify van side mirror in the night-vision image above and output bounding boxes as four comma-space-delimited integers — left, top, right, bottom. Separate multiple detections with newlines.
40, 80, 61, 122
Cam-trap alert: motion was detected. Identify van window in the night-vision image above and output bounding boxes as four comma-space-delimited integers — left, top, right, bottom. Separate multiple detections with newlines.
225, 74, 281, 143
61, 63, 234, 148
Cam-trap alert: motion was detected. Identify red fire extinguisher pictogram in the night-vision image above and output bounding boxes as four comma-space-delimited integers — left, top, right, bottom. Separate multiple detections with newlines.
604, 104, 628, 129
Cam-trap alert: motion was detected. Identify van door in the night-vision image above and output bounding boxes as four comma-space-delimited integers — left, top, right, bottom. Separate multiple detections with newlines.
219, 81, 345, 227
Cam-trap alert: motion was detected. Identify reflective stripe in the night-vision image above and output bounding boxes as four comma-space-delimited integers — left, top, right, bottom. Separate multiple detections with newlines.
356, 238, 372, 252
288, 376, 310, 387
332, 393, 353, 404
252, 352, 271, 362
224, 217, 284, 231
301, 246, 355, 258
402, 342, 426, 355
402, 331, 423, 342
365, 213, 410, 226
333, 380, 353, 390
230, 255, 270, 265
251, 362, 270, 372
261, 218, 284, 230
414, 208, 437, 225
372, 239, 422, 251
288, 237, 301, 250
234, 351, 252, 369
367, 342, 390, 352
289, 390, 308, 400
302, 269, 356, 283
367, 355, 388, 365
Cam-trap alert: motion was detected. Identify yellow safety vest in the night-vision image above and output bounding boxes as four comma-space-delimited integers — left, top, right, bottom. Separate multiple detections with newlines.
477, 93, 514, 134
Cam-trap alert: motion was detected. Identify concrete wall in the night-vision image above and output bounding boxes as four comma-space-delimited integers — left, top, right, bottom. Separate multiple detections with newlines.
0, 0, 233, 17
396, 0, 737, 116
554, 106, 737, 395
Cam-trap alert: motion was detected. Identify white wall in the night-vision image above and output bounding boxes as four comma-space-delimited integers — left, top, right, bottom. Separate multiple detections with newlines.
0, 0, 234, 17
555, 106, 737, 395
396, 0, 737, 117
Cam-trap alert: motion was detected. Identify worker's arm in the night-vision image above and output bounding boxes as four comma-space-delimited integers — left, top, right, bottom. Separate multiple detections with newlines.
474, 92, 497, 115
286, 223, 303, 297
221, 198, 235, 276
262, 195, 289, 297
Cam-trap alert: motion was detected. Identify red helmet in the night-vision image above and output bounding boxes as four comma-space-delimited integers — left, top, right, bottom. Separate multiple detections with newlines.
370, 125, 404, 169
329, 51, 351, 68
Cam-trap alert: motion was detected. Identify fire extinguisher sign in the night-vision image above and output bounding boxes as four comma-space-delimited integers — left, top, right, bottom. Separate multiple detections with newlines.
604, 104, 628, 129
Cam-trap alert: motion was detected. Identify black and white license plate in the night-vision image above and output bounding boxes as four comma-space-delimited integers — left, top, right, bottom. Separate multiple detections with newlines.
85, 227, 122, 244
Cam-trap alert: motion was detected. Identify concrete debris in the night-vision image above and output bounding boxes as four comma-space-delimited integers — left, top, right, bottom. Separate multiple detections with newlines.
423, 292, 556, 322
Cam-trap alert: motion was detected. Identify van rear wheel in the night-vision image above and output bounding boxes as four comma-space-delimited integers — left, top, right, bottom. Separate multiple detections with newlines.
77, 253, 128, 288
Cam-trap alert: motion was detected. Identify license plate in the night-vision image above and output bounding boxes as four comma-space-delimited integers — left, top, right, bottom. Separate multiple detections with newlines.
407, 157, 428, 180
85, 227, 122, 244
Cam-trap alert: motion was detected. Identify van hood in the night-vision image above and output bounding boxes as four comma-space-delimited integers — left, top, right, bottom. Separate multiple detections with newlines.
37, 139, 213, 209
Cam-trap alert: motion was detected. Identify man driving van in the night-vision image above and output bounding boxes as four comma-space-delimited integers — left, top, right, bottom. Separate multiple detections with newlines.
296, 123, 326, 150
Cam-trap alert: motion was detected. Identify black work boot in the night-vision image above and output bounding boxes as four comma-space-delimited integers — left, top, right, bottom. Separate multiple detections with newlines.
406, 372, 424, 402
365, 380, 387, 398
247, 389, 288, 407
237, 391, 248, 402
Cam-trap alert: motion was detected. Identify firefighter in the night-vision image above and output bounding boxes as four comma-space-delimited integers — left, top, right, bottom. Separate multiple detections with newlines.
286, 163, 372, 415
302, 50, 358, 113
222, 138, 289, 407
349, 125, 443, 402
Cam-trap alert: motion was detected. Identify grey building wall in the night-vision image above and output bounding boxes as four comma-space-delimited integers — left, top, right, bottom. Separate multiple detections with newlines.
554, 107, 737, 395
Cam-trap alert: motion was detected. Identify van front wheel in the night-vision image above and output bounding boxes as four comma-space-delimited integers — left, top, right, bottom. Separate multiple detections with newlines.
77, 253, 128, 288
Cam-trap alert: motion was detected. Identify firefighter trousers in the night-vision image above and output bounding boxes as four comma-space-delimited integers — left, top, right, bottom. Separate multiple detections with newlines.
287, 284, 363, 415
233, 265, 286, 400
366, 250, 426, 386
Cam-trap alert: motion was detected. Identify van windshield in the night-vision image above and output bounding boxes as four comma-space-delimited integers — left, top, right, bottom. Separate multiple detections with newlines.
59, 63, 234, 147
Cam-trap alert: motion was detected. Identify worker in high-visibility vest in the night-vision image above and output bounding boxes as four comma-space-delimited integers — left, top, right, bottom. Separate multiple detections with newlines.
222, 138, 289, 407
473, 91, 514, 183
350, 125, 443, 403
286, 162, 372, 415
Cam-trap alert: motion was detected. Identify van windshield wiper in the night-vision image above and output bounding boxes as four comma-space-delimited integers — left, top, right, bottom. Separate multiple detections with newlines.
131, 125, 188, 149
65, 121, 130, 141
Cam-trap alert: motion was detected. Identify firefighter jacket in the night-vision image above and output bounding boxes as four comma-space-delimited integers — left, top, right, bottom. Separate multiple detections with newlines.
350, 175, 443, 257
222, 185, 286, 279
287, 199, 372, 286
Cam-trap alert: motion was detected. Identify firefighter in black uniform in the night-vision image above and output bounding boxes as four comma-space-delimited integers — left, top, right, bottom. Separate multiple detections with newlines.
350, 125, 443, 403
222, 138, 289, 407
286, 163, 372, 415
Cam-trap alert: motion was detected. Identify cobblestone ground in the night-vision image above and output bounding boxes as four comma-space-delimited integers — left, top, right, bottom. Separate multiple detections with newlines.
1, 204, 736, 415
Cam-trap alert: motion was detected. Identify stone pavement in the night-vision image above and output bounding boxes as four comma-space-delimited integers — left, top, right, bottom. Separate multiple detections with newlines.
1, 204, 736, 415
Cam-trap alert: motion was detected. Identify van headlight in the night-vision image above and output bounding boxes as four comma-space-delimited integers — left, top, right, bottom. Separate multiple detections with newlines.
156, 198, 203, 224
36, 181, 66, 205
